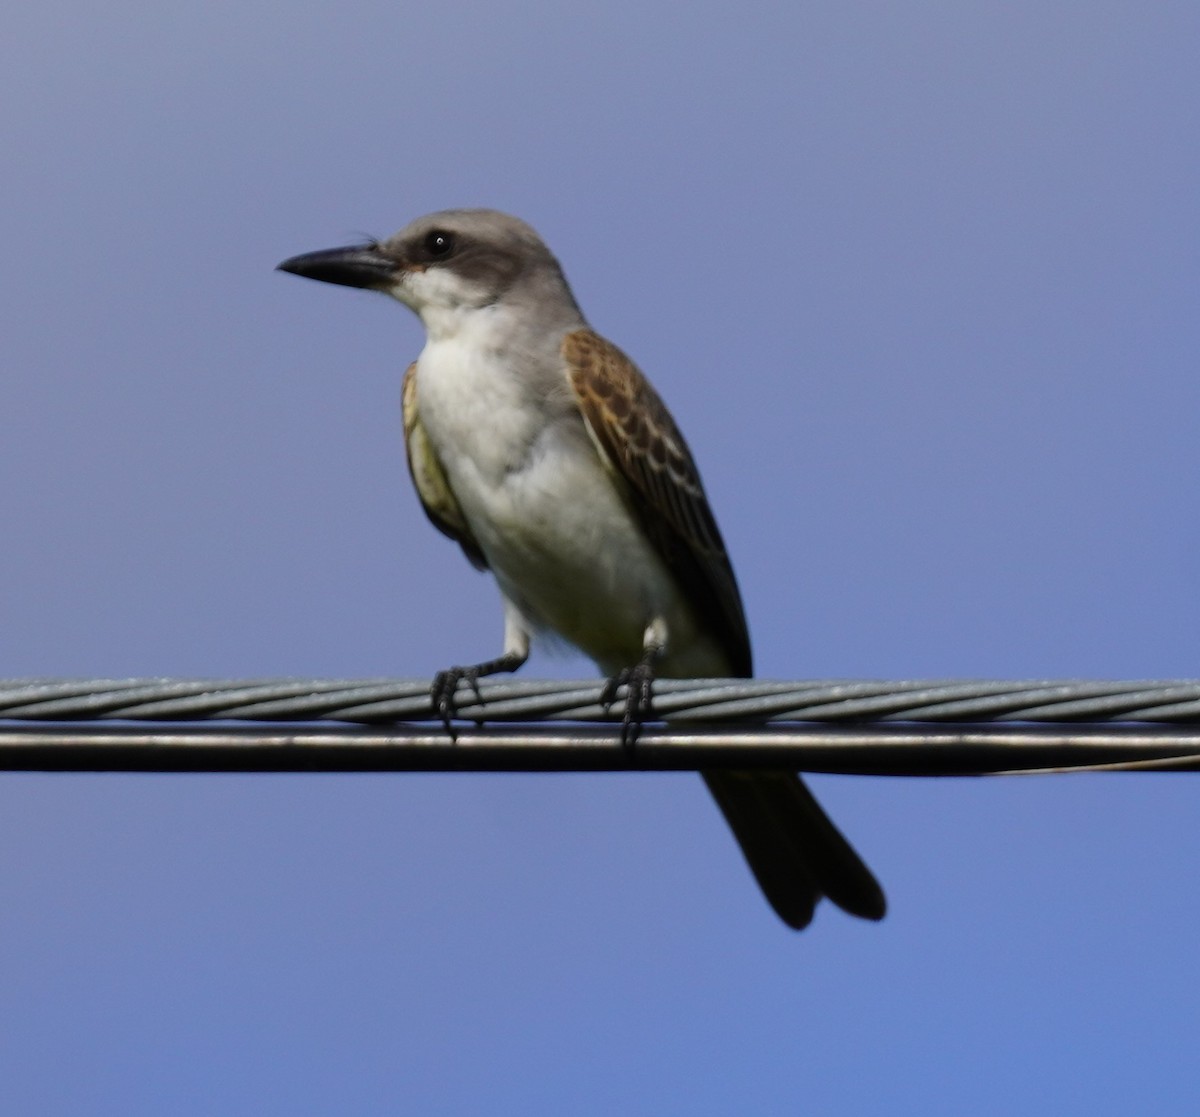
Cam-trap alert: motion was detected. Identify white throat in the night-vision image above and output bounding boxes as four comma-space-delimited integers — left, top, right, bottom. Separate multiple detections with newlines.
392, 269, 498, 344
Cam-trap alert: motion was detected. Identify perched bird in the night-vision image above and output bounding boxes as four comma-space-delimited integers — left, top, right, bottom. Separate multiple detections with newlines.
277, 209, 885, 929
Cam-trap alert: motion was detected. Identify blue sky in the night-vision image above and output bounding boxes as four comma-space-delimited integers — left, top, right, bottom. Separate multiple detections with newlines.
3, 2, 1199, 1112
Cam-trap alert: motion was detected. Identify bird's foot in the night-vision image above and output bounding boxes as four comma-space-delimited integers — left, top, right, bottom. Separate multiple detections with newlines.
431, 666, 485, 739
600, 659, 656, 749
430, 651, 526, 739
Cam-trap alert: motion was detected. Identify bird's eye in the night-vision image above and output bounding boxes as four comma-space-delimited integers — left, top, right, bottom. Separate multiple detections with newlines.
423, 230, 456, 258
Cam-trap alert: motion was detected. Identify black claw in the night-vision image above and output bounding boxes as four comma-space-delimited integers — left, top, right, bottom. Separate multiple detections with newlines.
466, 671, 484, 705
598, 671, 625, 712
601, 661, 656, 749
431, 665, 480, 740
430, 651, 527, 740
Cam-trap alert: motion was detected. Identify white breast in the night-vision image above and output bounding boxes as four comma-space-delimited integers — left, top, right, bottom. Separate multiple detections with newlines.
412, 320, 726, 675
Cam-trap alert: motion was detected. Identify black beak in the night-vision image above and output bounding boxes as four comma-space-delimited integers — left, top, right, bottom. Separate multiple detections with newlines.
276, 244, 398, 289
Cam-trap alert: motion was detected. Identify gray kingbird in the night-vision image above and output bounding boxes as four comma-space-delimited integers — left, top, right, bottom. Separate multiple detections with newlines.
278, 208, 885, 929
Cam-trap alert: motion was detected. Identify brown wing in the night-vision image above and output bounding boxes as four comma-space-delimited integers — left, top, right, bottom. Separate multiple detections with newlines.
401, 362, 488, 571
562, 329, 752, 676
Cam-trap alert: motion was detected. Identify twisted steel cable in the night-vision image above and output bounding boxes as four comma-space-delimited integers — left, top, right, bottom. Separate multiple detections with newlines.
7, 676, 1200, 722
3, 678, 1200, 774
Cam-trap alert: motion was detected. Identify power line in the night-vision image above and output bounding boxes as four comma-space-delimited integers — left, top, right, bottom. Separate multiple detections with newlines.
3, 677, 1200, 774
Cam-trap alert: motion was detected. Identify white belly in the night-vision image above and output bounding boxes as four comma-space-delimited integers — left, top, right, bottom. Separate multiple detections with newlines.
414, 333, 726, 675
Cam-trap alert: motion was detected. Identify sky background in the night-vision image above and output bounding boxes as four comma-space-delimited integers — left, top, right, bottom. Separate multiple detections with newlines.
3, 1, 1199, 1113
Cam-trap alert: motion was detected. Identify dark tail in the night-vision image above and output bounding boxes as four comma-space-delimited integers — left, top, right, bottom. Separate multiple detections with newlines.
702, 770, 886, 929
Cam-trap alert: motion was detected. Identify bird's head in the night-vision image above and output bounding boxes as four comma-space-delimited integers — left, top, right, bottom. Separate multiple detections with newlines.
277, 209, 582, 338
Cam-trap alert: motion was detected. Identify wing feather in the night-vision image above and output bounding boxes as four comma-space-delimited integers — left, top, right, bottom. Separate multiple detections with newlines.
562, 329, 752, 675
401, 362, 488, 571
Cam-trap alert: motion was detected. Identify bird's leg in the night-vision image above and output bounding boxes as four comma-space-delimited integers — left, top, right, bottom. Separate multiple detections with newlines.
431, 607, 530, 737
600, 618, 667, 749
432, 652, 526, 734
